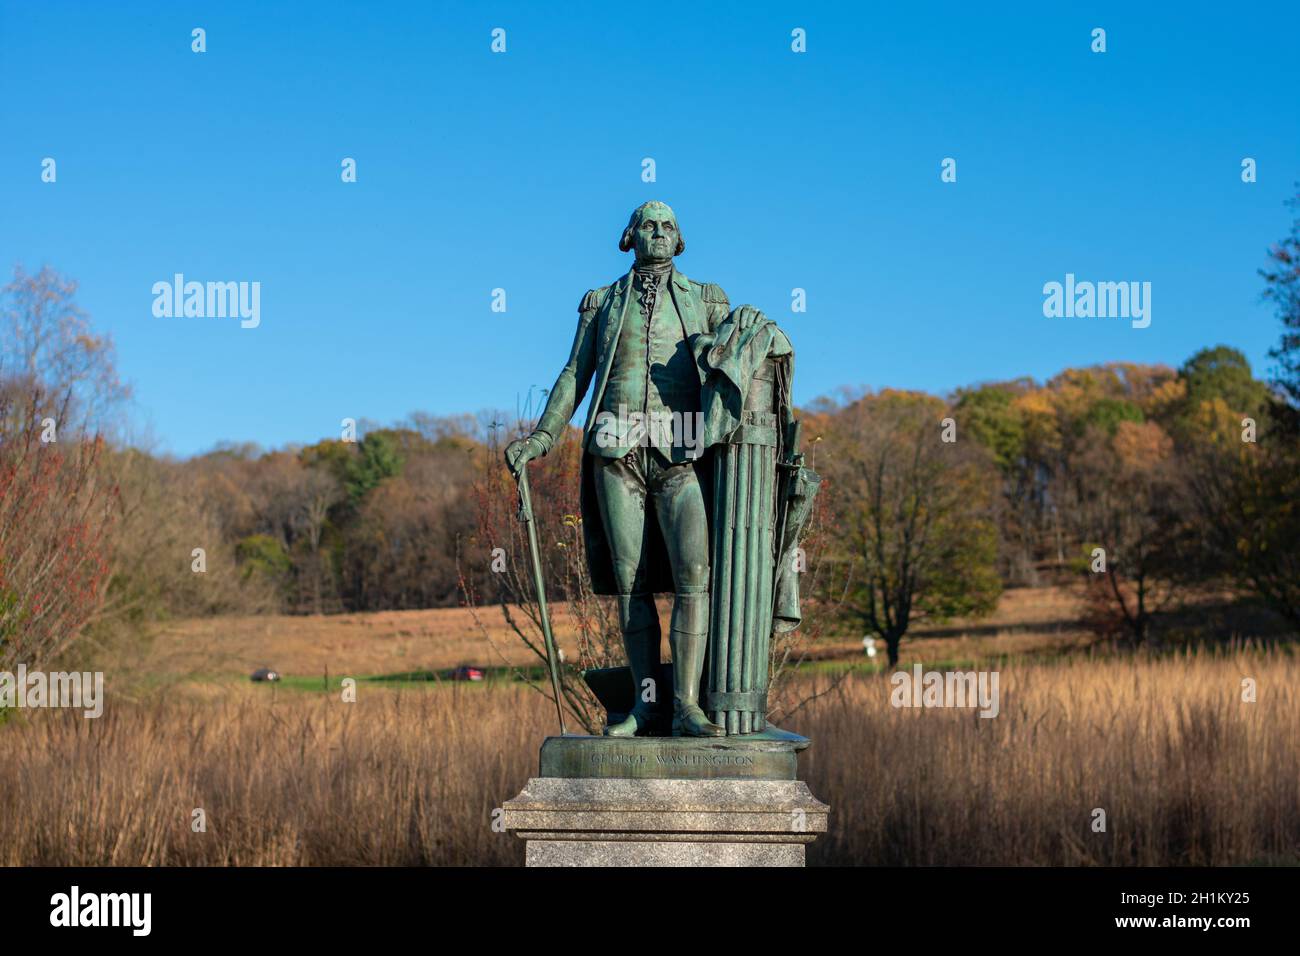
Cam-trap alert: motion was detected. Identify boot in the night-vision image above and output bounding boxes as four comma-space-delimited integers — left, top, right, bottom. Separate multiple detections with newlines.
670, 627, 725, 737
604, 615, 661, 737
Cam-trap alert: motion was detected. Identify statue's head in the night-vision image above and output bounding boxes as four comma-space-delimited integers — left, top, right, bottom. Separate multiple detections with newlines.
619, 200, 685, 262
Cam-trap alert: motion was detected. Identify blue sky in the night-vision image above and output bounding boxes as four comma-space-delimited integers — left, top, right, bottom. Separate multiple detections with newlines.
3, 1, 1297, 456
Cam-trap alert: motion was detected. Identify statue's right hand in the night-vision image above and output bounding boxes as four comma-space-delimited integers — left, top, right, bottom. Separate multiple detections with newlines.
504, 435, 544, 478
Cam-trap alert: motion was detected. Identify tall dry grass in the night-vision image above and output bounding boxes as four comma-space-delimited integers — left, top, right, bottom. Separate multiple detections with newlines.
1, 649, 1296, 865
798, 647, 1300, 865
0, 684, 539, 866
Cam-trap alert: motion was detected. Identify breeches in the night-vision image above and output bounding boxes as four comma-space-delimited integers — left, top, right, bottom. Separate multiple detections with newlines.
592, 447, 709, 636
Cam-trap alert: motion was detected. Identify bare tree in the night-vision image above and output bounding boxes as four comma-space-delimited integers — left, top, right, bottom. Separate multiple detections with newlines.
1, 265, 129, 437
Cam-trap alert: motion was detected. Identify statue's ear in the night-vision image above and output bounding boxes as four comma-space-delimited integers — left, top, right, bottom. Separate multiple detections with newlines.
619, 226, 635, 253
675, 233, 686, 256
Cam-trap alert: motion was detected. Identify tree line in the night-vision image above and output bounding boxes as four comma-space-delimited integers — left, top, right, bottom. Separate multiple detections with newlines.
2, 189, 1298, 672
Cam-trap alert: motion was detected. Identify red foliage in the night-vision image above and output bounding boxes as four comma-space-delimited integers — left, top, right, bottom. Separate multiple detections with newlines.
0, 394, 118, 669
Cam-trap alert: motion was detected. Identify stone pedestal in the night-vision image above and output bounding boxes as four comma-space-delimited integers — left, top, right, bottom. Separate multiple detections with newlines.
501, 730, 829, 867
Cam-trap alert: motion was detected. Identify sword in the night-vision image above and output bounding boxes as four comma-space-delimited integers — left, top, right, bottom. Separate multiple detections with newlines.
515, 463, 568, 735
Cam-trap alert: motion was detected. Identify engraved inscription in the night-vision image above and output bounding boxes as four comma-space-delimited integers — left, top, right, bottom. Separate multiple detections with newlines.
655, 751, 755, 766
584, 750, 757, 767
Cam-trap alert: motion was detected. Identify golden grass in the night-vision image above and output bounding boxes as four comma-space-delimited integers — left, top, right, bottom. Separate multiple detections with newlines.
144, 606, 588, 680
0, 683, 535, 866
2, 647, 1295, 865
799, 647, 1300, 865
144, 586, 1093, 683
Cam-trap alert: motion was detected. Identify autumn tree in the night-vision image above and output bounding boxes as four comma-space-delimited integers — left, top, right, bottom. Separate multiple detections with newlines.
1177, 233, 1300, 628
0, 267, 123, 670
1177, 346, 1271, 430
821, 390, 1002, 666
953, 381, 1039, 582
1066, 419, 1197, 645
341, 434, 476, 610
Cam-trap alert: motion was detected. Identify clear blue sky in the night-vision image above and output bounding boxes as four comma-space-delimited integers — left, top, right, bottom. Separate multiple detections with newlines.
3, 1, 1297, 456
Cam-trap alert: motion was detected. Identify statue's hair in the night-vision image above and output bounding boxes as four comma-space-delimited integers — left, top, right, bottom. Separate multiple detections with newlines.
619, 201, 685, 256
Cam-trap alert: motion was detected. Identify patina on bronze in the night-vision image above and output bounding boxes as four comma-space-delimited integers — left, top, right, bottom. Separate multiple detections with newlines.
537, 727, 811, 781
505, 201, 819, 740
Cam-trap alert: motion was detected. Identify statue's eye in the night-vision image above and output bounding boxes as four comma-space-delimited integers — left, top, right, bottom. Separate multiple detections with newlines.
664, 223, 675, 231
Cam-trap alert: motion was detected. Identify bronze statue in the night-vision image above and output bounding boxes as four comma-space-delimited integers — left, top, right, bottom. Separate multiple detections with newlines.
506, 201, 816, 739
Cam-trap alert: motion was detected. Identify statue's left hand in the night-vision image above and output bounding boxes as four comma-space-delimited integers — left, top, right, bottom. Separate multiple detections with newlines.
732, 304, 767, 332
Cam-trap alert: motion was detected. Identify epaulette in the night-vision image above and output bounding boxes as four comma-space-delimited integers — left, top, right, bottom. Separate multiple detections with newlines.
578, 287, 607, 312
696, 281, 729, 305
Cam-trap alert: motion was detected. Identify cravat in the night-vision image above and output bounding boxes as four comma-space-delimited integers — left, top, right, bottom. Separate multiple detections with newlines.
636, 270, 660, 318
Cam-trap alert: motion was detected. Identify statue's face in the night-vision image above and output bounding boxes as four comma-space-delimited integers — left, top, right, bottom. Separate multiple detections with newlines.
632, 207, 679, 262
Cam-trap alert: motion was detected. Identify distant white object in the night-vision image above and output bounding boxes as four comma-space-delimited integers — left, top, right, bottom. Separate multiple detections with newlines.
862, 637, 877, 658
558, 648, 566, 663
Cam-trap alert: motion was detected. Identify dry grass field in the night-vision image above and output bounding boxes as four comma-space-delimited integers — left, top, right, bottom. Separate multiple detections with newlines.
139, 604, 589, 681
2, 639, 1296, 866
140, 586, 1096, 684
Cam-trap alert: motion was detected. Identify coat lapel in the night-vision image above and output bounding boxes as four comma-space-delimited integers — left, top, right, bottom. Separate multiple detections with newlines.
584, 270, 635, 436
600, 270, 634, 354
669, 269, 706, 339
